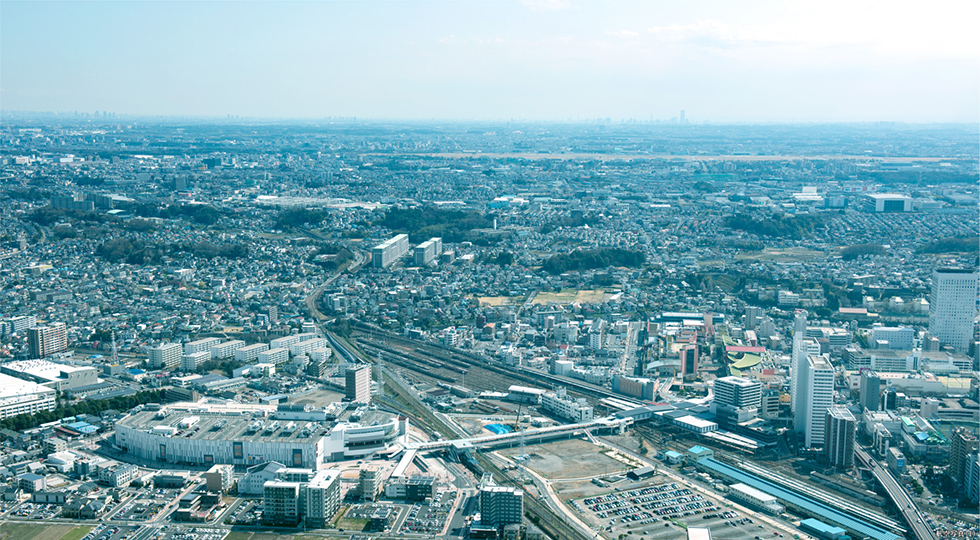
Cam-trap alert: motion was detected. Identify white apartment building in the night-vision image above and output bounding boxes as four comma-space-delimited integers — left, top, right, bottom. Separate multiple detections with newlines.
184, 338, 219, 358
148, 343, 182, 370
235, 343, 269, 363
258, 348, 289, 365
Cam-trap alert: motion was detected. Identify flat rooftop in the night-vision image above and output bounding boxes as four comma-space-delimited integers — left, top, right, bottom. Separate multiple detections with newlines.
118, 405, 399, 443
0, 372, 55, 400
119, 409, 333, 443
3, 359, 92, 380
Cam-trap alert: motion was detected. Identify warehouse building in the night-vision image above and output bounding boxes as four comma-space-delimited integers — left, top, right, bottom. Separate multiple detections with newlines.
728, 483, 785, 514
0, 359, 98, 391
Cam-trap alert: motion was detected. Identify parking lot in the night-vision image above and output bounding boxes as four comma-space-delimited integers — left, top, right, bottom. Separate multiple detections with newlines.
569, 480, 796, 540
228, 500, 261, 525
398, 490, 454, 535
11, 501, 62, 519
84, 524, 138, 540
574, 482, 718, 529
162, 527, 226, 540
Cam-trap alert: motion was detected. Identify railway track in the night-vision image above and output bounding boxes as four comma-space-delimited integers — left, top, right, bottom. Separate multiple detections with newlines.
353, 324, 631, 404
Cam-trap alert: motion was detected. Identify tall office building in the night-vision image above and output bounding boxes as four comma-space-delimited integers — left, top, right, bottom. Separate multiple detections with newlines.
791, 310, 809, 428
929, 268, 978, 353
680, 345, 699, 377
345, 364, 372, 404
28, 323, 67, 359
825, 406, 856, 468
949, 428, 979, 487
148, 342, 182, 370
802, 355, 835, 449
479, 486, 524, 529
860, 371, 882, 413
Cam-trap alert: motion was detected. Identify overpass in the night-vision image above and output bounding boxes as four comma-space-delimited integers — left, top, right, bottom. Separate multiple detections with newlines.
856, 448, 938, 540
409, 416, 633, 451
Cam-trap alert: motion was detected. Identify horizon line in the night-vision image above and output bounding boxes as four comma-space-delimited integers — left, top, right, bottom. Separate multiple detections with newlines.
2, 110, 978, 127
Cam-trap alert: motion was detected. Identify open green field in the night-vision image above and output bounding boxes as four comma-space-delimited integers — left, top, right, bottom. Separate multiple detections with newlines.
735, 247, 824, 262
0, 524, 93, 540
533, 289, 609, 305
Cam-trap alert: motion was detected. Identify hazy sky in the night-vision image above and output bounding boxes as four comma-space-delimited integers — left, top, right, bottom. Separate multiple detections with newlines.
2, 0, 978, 122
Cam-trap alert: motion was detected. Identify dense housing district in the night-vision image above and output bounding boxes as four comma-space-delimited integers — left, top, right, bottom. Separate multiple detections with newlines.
0, 121, 977, 540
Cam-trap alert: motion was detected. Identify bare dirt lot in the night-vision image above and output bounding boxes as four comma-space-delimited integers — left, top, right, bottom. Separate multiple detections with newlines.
290, 388, 344, 408
498, 437, 628, 479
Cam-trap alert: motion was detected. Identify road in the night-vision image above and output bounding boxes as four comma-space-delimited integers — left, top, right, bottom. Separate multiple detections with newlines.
856, 449, 938, 540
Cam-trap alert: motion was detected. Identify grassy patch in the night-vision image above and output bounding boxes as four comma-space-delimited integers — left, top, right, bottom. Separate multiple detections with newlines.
0, 524, 90, 540
58, 528, 94, 540
735, 247, 823, 262
336, 518, 370, 532
533, 289, 608, 305
224, 533, 252, 540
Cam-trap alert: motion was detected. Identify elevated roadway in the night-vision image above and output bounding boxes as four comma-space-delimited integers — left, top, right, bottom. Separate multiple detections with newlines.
856, 448, 937, 540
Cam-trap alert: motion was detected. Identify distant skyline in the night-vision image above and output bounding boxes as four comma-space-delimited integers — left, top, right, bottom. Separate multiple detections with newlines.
2, 1, 978, 123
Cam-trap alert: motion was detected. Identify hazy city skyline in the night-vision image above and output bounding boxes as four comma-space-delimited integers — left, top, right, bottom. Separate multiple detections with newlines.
2, 0, 978, 123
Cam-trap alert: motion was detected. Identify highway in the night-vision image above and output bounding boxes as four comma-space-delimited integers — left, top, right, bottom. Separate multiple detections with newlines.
856, 448, 938, 540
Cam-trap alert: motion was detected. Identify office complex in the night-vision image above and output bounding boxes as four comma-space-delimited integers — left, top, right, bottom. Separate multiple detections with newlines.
479, 486, 524, 529
345, 364, 372, 404
28, 323, 67, 359
372, 234, 409, 268
929, 268, 978, 353
825, 406, 856, 468
870, 325, 915, 350
712, 376, 762, 427
541, 387, 594, 422
148, 343, 183, 370
800, 355, 835, 448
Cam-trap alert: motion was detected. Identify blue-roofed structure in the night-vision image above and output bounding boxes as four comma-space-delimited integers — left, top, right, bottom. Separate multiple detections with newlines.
696, 458, 901, 540
485, 423, 512, 435
800, 518, 847, 540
